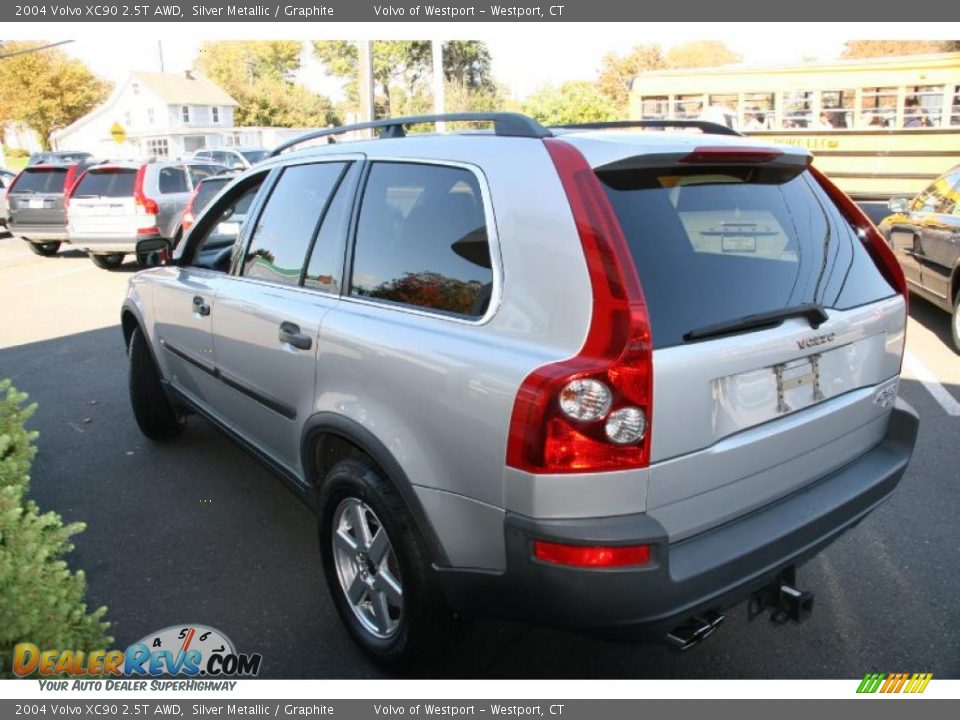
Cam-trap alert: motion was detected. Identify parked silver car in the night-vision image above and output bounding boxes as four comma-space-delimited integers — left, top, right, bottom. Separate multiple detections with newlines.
6, 161, 93, 256
67, 160, 227, 269
122, 113, 918, 667
0, 167, 17, 230
192, 147, 269, 171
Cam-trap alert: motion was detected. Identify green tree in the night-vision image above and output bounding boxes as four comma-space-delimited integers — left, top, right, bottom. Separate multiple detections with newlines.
0, 42, 110, 150
665, 40, 742, 69
195, 41, 337, 128
523, 81, 618, 126
597, 44, 664, 111
841, 40, 960, 58
0, 380, 111, 678
312, 40, 495, 118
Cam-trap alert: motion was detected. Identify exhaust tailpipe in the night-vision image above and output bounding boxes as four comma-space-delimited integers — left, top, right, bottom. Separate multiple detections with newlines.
665, 610, 725, 651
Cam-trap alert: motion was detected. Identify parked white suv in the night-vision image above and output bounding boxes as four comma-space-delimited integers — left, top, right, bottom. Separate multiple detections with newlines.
122, 113, 918, 667
67, 160, 226, 269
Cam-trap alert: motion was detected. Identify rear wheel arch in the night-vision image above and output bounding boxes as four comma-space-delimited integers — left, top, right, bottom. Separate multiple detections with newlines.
951, 263, 960, 305
301, 413, 450, 567
121, 308, 141, 349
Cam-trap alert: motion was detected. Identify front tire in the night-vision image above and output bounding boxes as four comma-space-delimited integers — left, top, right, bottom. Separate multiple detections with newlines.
952, 292, 960, 354
128, 326, 185, 440
28, 241, 61, 256
90, 253, 125, 269
318, 457, 456, 668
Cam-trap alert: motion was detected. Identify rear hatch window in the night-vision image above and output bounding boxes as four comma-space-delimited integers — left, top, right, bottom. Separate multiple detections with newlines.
72, 169, 137, 198
11, 167, 68, 194
599, 166, 897, 349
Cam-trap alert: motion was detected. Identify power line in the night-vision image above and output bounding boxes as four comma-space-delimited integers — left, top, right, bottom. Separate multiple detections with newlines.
0, 40, 74, 60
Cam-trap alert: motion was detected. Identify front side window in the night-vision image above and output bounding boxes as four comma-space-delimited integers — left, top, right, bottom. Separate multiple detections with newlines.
188, 179, 265, 273
242, 162, 347, 286
350, 162, 493, 318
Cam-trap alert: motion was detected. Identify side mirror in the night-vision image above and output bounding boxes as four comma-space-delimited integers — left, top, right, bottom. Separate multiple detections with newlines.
887, 197, 910, 213
136, 238, 173, 268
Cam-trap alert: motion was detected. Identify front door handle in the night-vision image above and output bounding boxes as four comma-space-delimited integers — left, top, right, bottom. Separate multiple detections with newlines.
279, 321, 312, 350
192, 295, 210, 317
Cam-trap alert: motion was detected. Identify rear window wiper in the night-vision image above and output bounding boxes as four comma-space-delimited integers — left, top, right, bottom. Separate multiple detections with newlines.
683, 303, 829, 343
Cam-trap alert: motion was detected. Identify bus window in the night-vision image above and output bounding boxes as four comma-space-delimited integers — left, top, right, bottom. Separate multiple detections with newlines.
640, 96, 669, 120
673, 94, 703, 119
709, 94, 737, 113
820, 90, 854, 129
952, 86, 960, 127
904, 86, 944, 128
860, 87, 897, 128
742, 93, 775, 129
782, 91, 814, 128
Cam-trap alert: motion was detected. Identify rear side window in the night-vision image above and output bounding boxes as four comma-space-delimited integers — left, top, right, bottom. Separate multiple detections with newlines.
242, 162, 347, 286
350, 162, 493, 318
600, 167, 897, 349
73, 169, 137, 198
11, 168, 68, 194
158, 167, 188, 194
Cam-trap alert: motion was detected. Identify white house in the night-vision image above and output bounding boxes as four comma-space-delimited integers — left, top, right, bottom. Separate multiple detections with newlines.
50, 71, 241, 159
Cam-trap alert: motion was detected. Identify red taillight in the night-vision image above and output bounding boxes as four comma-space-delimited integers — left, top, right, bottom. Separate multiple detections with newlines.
505, 138, 653, 474
182, 187, 199, 231
4, 171, 23, 200
809, 166, 908, 303
533, 540, 651, 568
134, 164, 159, 216
63, 164, 84, 209
680, 146, 784, 164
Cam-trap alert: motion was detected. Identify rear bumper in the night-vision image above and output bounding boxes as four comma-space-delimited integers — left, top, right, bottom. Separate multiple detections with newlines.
436, 400, 919, 638
68, 232, 160, 253
10, 224, 68, 242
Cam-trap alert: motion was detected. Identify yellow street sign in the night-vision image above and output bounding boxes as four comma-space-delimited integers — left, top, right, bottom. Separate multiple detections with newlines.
110, 122, 126, 144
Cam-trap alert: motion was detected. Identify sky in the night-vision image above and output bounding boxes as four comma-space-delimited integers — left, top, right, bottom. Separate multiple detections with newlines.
55, 29, 853, 102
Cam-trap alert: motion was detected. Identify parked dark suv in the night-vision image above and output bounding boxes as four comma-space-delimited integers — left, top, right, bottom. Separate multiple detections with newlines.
880, 165, 960, 351
6, 161, 94, 256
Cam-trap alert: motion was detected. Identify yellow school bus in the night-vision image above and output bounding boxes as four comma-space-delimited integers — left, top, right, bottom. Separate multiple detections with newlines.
628, 52, 960, 200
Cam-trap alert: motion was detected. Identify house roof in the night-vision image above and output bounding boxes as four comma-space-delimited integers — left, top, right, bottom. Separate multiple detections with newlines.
132, 71, 238, 106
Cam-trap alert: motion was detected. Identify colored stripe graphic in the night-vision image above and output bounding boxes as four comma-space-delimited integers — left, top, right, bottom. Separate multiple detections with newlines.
857, 672, 932, 694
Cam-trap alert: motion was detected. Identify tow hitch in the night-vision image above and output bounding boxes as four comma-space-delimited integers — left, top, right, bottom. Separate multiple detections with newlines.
748, 566, 815, 624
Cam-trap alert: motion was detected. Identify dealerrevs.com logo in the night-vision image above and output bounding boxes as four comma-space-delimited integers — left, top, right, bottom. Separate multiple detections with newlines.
856, 673, 933, 694
13, 624, 262, 683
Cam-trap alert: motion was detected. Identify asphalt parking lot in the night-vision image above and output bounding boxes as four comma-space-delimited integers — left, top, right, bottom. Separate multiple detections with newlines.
1, 233, 958, 679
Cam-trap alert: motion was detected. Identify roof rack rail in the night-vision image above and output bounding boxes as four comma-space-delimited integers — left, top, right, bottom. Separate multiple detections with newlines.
551, 120, 743, 137
268, 112, 552, 157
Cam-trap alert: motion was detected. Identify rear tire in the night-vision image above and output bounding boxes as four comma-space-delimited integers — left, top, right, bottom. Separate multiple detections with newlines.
28, 241, 61, 256
90, 253, 125, 269
128, 326, 185, 440
318, 457, 458, 670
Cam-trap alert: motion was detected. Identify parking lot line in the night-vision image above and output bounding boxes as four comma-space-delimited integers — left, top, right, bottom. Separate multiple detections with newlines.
903, 351, 960, 417
17, 265, 94, 286
0, 251, 33, 261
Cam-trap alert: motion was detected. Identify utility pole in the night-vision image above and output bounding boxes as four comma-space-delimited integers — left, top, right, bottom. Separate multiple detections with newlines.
157, 40, 165, 72
432, 40, 445, 132
358, 40, 375, 137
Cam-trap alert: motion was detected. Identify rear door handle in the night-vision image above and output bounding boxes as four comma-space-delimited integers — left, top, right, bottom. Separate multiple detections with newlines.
279, 322, 312, 350
192, 296, 211, 317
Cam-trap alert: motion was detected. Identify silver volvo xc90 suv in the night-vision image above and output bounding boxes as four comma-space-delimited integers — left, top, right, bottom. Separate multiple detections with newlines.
121, 113, 918, 667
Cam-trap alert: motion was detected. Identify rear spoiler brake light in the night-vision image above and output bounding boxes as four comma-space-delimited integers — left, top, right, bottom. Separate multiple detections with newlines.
680, 146, 790, 164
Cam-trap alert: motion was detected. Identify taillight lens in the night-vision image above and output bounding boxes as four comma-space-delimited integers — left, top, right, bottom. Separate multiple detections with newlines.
63, 165, 83, 209
505, 139, 653, 474
134, 164, 159, 216
4, 171, 23, 200
182, 187, 199, 231
533, 540, 651, 568
809, 166, 908, 304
